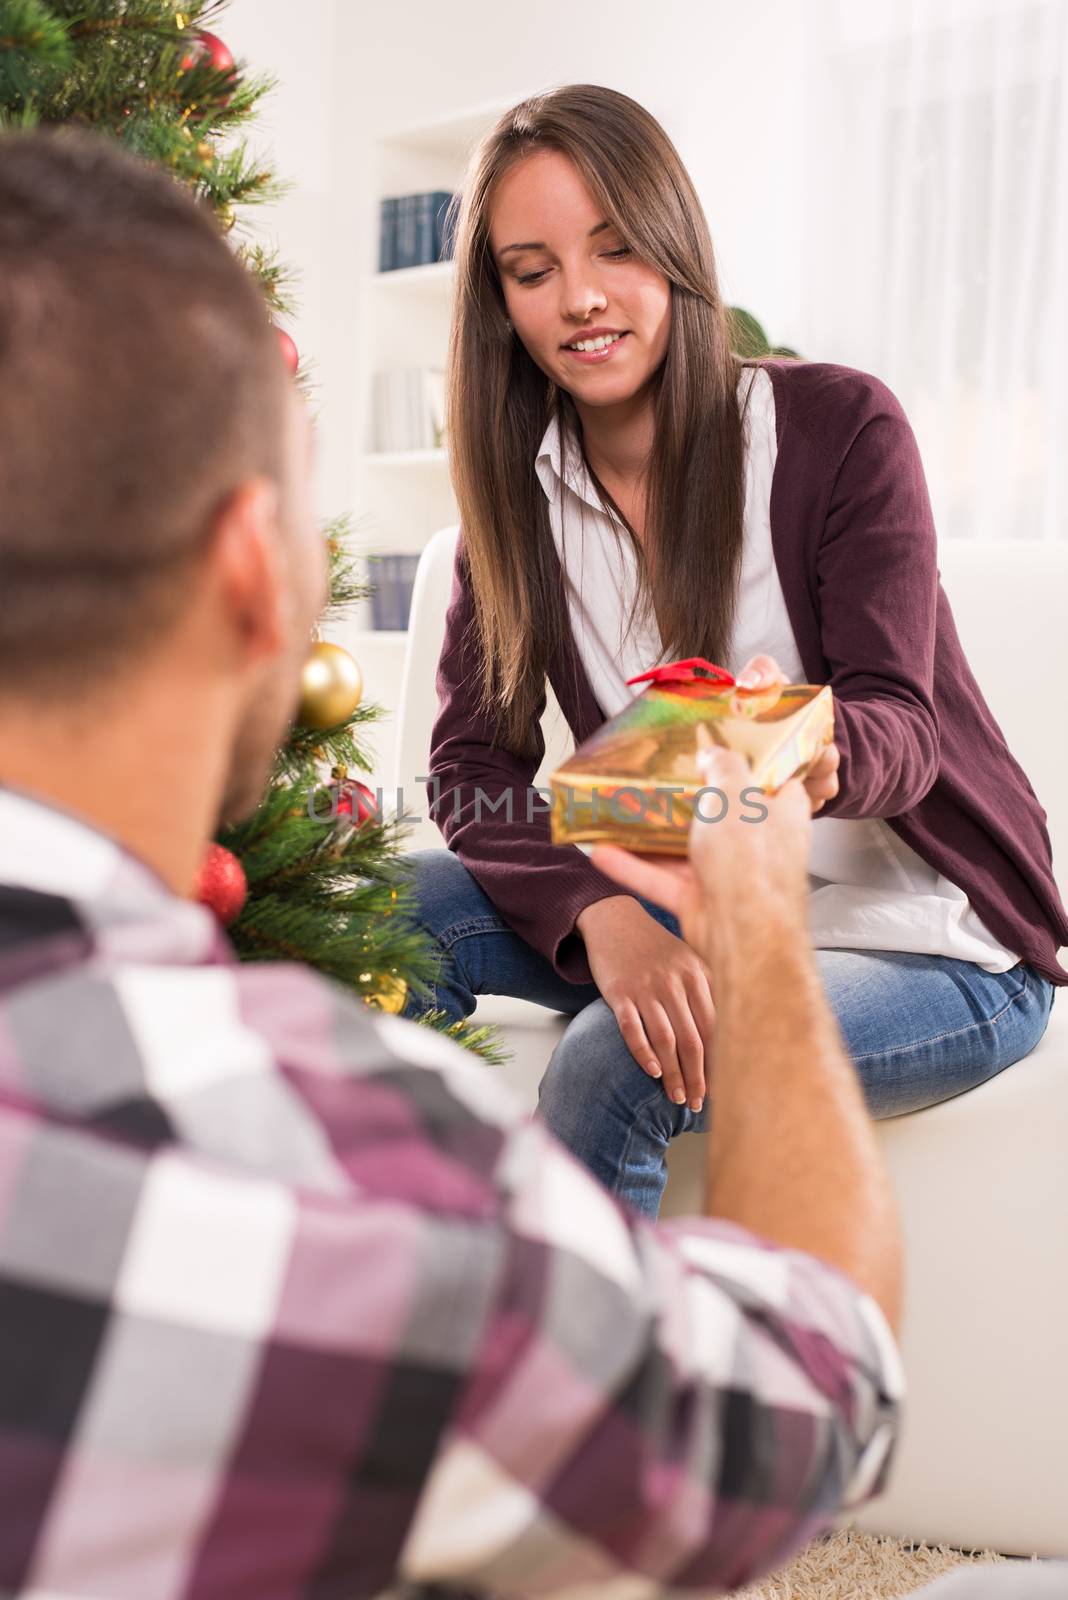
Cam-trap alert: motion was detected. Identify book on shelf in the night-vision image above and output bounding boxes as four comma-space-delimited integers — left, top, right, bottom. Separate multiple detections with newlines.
372, 367, 446, 453
368, 553, 422, 631
377, 191, 456, 273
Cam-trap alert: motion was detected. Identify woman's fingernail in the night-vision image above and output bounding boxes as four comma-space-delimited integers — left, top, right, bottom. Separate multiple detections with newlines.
647, 1062, 662, 1078
690, 1098, 703, 1113
672, 1088, 687, 1105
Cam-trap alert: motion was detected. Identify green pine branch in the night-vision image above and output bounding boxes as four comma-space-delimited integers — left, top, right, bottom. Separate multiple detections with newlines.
237, 241, 298, 319
1, 0, 275, 216
0, 2, 71, 102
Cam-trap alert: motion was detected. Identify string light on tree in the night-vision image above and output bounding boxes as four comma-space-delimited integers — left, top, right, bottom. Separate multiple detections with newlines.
362, 972, 408, 1015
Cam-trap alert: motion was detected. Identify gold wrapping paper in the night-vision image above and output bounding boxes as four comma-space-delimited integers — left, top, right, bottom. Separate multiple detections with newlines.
550, 666, 834, 855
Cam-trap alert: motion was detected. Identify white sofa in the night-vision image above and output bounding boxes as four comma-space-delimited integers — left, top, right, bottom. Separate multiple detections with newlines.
394, 525, 1068, 1557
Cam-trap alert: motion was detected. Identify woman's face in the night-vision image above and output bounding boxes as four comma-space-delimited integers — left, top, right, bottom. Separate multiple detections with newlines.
488, 149, 672, 412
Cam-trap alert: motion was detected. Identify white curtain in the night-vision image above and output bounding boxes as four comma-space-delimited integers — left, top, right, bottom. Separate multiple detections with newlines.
806, 0, 1068, 542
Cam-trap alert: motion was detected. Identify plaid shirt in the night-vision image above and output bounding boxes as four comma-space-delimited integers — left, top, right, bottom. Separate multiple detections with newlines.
0, 785, 902, 1600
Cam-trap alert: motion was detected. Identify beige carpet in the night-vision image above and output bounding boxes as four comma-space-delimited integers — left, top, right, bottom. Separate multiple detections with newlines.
735, 1529, 1010, 1599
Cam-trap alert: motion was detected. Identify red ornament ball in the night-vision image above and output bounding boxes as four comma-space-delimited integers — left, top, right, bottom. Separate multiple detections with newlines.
276, 327, 299, 375
180, 30, 237, 108
336, 778, 379, 830
193, 843, 247, 926
181, 29, 235, 75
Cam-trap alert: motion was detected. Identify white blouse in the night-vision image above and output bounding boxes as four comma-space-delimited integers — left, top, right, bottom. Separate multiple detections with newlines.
535, 367, 1020, 972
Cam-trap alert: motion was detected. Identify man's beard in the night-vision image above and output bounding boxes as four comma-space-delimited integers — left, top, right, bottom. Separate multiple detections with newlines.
216, 666, 302, 827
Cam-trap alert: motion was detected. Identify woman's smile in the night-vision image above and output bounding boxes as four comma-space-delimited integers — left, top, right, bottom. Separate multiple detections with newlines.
562, 330, 630, 363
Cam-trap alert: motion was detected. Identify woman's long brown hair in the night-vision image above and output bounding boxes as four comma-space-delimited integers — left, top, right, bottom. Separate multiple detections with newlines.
447, 83, 756, 755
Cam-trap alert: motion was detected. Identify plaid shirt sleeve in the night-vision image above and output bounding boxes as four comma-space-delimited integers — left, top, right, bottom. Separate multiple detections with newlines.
0, 876, 902, 1600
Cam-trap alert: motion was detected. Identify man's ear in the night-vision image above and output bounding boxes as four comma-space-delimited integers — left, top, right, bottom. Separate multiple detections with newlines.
211, 478, 285, 664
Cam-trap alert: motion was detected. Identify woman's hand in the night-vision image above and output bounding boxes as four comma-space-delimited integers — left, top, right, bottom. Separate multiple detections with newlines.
737, 653, 841, 813
575, 896, 715, 1112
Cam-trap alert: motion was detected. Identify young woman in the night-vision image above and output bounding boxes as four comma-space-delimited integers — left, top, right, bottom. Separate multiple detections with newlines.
399, 83, 1067, 1219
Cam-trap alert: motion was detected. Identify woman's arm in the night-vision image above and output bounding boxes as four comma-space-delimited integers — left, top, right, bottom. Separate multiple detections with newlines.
427, 534, 626, 983
812, 397, 942, 819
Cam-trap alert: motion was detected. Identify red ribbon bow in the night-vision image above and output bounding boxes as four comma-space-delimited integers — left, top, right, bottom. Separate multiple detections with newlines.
626, 657, 736, 688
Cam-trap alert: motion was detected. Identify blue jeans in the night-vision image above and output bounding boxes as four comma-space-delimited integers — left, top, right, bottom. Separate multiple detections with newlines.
398, 849, 1057, 1218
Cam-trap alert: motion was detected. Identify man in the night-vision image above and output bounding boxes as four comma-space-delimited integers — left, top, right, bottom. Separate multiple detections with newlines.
0, 129, 902, 1598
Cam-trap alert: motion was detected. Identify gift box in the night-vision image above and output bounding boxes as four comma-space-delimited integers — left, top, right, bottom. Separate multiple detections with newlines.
549, 658, 834, 855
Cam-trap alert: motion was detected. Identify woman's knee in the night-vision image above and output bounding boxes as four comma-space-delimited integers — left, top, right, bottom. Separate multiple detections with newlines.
538, 999, 676, 1138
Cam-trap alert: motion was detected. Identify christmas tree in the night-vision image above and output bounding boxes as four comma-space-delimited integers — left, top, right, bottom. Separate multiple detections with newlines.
0, 0, 501, 1059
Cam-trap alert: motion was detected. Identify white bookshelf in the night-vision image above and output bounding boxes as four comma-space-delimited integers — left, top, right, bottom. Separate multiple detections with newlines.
354, 106, 508, 596
346, 102, 511, 790
367, 259, 455, 294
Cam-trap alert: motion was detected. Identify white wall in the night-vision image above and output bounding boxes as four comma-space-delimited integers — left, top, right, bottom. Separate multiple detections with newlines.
223, 0, 821, 527
219, 1, 352, 522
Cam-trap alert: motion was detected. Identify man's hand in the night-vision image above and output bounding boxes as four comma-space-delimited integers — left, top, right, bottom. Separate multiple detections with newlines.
589, 743, 814, 982
575, 897, 715, 1112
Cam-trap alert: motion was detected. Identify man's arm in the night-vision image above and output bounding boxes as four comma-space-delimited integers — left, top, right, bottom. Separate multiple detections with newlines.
706, 899, 902, 1329
592, 745, 903, 1331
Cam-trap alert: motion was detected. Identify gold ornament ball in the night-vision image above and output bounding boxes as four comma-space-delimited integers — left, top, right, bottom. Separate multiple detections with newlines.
365, 974, 408, 1015
298, 641, 363, 729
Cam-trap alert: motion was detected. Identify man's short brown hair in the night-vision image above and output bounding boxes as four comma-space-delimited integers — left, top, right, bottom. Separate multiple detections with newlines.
0, 129, 288, 697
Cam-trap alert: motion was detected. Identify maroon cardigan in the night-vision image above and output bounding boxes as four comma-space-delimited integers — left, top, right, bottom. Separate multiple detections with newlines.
428, 359, 1068, 988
